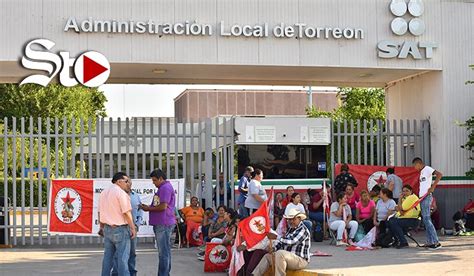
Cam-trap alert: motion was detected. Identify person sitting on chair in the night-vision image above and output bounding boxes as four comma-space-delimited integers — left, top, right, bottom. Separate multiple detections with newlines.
356, 190, 376, 234
373, 188, 397, 236
329, 192, 359, 246
387, 185, 421, 249
178, 196, 205, 247
252, 209, 311, 276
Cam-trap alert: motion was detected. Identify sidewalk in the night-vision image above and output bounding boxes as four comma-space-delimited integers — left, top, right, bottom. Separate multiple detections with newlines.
1, 234, 473, 276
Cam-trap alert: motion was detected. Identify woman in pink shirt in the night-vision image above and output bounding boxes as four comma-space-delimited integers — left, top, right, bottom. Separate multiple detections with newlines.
356, 190, 376, 233
345, 184, 360, 218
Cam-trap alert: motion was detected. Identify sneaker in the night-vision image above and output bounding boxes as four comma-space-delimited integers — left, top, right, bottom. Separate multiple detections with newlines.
396, 243, 409, 249
428, 243, 442, 250
198, 255, 205, 261
336, 240, 348, 247
196, 251, 205, 257
197, 245, 206, 252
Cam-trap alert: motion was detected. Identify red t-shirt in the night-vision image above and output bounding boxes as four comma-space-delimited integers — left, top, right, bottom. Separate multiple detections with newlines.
281, 196, 291, 209
308, 193, 331, 213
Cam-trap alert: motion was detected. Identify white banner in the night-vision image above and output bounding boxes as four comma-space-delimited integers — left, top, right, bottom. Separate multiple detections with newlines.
93, 178, 185, 237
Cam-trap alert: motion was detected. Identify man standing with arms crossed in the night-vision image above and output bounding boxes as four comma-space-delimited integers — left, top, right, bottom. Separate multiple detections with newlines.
141, 169, 176, 276
412, 157, 443, 250
99, 172, 137, 276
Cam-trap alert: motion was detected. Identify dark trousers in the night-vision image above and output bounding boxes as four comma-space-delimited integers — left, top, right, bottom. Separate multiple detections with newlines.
238, 249, 268, 276
360, 219, 375, 234
387, 217, 418, 244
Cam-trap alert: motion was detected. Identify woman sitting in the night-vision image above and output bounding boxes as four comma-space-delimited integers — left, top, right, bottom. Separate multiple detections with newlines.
205, 205, 227, 242
198, 207, 238, 261
329, 192, 358, 246
274, 192, 285, 229
285, 192, 312, 231
387, 185, 421, 249
373, 188, 397, 235
178, 196, 205, 246
345, 184, 360, 218
356, 190, 376, 234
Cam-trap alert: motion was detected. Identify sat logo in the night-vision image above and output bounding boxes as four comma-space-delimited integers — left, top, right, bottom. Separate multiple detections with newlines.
20, 38, 110, 87
377, 0, 438, 59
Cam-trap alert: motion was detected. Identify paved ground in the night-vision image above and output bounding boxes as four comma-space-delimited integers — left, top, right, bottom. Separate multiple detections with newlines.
1, 233, 473, 276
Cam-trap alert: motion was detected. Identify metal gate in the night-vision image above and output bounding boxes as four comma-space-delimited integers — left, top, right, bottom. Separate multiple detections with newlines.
0, 116, 234, 246
330, 119, 431, 178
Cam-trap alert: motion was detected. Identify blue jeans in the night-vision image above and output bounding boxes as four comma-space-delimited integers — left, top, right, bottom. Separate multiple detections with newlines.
112, 234, 138, 276
303, 220, 313, 231
308, 211, 324, 223
388, 217, 418, 244
421, 194, 439, 245
102, 225, 131, 276
153, 224, 175, 276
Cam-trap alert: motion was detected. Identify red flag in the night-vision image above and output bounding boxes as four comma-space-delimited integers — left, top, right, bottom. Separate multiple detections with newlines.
334, 164, 419, 195
186, 220, 203, 246
204, 242, 232, 272
239, 201, 270, 248
228, 228, 244, 276
48, 179, 94, 234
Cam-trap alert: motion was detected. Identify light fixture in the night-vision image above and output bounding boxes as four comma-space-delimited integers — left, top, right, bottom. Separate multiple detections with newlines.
152, 69, 167, 74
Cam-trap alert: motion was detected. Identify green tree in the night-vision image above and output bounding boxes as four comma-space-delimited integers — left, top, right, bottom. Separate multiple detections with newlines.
463, 65, 474, 177
306, 87, 385, 120
0, 84, 107, 178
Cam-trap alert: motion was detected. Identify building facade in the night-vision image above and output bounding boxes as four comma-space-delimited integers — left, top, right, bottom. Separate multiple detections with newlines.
174, 89, 338, 122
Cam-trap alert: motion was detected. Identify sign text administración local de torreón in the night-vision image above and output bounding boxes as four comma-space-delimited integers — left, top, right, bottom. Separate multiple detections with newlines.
64, 17, 365, 40
64, 17, 437, 60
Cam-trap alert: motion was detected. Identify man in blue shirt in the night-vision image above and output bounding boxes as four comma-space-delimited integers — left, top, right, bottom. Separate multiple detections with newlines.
238, 166, 253, 218
112, 178, 143, 276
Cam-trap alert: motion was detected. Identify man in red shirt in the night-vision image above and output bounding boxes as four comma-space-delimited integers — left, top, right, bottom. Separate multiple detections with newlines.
308, 184, 331, 224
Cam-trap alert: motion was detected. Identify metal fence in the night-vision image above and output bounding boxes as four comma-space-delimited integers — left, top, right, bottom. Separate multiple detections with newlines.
330, 119, 431, 177
0, 116, 235, 246
0, 117, 431, 247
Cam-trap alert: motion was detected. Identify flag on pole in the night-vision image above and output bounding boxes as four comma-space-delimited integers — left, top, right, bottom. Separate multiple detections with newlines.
323, 180, 330, 216
228, 228, 244, 276
239, 201, 270, 248
267, 186, 274, 228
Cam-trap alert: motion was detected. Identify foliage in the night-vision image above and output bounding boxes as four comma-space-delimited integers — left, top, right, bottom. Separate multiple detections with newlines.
463, 65, 474, 176
0, 84, 107, 178
460, 117, 474, 177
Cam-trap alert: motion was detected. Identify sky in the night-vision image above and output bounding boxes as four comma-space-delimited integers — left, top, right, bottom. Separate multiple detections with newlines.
100, 84, 335, 118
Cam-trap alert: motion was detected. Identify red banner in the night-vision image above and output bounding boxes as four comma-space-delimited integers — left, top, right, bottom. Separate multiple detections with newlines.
48, 179, 94, 234
334, 164, 420, 195
204, 243, 232, 272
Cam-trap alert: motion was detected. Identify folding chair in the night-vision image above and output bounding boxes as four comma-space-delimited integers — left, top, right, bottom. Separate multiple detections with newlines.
403, 219, 422, 247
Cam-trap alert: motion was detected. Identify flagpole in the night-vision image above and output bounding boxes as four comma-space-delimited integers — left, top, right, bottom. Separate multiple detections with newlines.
323, 180, 327, 239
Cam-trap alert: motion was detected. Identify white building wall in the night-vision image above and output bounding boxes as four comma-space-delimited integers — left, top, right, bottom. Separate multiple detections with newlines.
386, 1, 474, 176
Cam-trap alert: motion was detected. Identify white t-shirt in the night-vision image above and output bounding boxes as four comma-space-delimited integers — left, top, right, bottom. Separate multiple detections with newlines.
245, 180, 267, 209
284, 202, 306, 217
419, 166, 435, 197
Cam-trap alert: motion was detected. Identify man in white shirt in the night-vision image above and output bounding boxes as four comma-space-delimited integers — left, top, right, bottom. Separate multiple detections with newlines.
413, 157, 443, 250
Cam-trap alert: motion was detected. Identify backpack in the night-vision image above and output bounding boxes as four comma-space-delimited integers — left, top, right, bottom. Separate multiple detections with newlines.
312, 222, 324, 242
376, 231, 395, 248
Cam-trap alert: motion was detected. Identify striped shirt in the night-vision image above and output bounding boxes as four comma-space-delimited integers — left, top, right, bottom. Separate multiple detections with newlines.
274, 221, 311, 261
